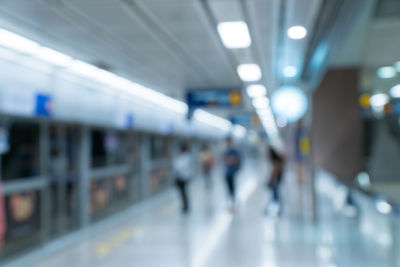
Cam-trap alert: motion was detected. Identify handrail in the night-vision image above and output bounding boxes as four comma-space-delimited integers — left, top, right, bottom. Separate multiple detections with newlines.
324, 170, 398, 217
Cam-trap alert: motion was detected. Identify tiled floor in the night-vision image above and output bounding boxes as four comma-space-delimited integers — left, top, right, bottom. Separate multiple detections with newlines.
6, 160, 399, 267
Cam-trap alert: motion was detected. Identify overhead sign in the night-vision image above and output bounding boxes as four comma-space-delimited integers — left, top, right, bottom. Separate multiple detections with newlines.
186, 88, 243, 108
230, 113, 259, 126
35, 93, 53, 117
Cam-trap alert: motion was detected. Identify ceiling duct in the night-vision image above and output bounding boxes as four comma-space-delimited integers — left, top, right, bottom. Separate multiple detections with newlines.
301, 0, 374, 89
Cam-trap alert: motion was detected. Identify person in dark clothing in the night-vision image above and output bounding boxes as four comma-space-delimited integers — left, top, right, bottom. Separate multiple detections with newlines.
267, 146, 284, 207
224, 137, 241, 211
173, 143, 193, 214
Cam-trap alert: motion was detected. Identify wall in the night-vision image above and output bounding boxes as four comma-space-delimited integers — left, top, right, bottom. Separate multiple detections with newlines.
311, 68, 361, 181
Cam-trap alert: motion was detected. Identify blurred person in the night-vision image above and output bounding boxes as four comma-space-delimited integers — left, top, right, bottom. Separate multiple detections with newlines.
266, 146, 285, 214
173, 143, 194, 214
223, 137, 242, 211
200, 145, 214, 190
0, 180, 5, 247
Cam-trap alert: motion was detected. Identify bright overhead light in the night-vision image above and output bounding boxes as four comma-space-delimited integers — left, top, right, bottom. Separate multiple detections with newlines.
69, 60, 100, 77
256, 108, 269, 116
0, 27, 237, 126
33, 46, 72, 67
246, 84, 267, 98
376, 200, 392, 214
271, 86, 308, 123
283, 65, 298, 78
287, 25, 307, 39
217, 21, 251, 49
276, 116, 288, 128
252, 97, 269, 109
370, 93, 389, 109
0, 28, 40, 54
390, 84, 400, 98
237, 64, 261, 82
232, 125, 247, 138
377, 66, 396, 79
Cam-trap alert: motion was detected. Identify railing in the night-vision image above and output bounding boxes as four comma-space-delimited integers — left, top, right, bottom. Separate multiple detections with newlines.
317, 169, 399, 265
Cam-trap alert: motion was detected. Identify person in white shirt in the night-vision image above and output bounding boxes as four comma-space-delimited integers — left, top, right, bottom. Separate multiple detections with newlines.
173, 143, 193, 213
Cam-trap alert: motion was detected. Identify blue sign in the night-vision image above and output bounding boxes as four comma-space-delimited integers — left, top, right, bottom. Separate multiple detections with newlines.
231, 113, 259, 126
186, 88, 243, 108
35, 93, 53, 117
125, 113, 134, 129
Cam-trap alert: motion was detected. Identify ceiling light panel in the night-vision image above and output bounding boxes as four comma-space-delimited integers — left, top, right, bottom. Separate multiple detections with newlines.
217, 21, 251, 49
283, 65, 298, 78
246, 84, 267, 98
287, 25, 307, 40
237, 64, 262, 82
252, 97, 269, 109
377, 66, 396, 79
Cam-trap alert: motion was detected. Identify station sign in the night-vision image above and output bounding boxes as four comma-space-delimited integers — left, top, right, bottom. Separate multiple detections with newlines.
230, 113, 260, 126
186, 88, 243, 108
35, 93, 53, 117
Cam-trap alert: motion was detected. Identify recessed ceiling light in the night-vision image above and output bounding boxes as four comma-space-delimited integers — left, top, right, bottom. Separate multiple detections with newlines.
287, 26, 307, 40
376, 200, 392, 214
217, 21, 251, 49
283, 65, 298, 78
252, 97, 269, 109
246, 84, 267, 98
370, 93, 389, 109
390, 84, 400, 98
237, 64, 262, 82
377, 66, 396, 79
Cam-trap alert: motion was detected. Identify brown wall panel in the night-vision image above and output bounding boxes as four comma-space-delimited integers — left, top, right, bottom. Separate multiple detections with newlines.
311, 68, 361, 181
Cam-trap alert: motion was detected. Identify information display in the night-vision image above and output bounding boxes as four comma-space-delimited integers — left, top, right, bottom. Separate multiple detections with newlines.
230, 113, 259, 126
186, 88, 243, 108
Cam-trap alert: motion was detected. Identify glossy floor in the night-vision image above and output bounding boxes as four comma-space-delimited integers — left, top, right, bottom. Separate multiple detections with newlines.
6, 161, 398, 267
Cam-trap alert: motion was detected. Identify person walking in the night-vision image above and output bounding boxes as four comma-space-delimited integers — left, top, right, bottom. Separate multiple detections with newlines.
173, 143, 193, 214
200, 145, 214, 190
223, 137, 241, 211
266, 146, 284, 215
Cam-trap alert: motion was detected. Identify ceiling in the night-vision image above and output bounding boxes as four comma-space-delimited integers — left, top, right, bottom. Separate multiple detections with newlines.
0, 0, 321, 120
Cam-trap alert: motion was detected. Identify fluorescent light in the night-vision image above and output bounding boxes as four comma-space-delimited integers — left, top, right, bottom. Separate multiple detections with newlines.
69, 60, 100, 77
376, 200, 392, 214
287, 25, 307, 39
232, 125, 246, 138
390, 84, 400, 98
194, 109, 232, 131
237, 64, 261, 82
370, 93, 389, 109
283, 65, 298, 78
252, 97, 269, 109
256, 108, 269, 116
33, 46, 72, 67
217, 21, 251, 49
246, 84, 267, 98
0, 28, 40, 54
377, 66, 396, 79
0, 27, 234, 130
